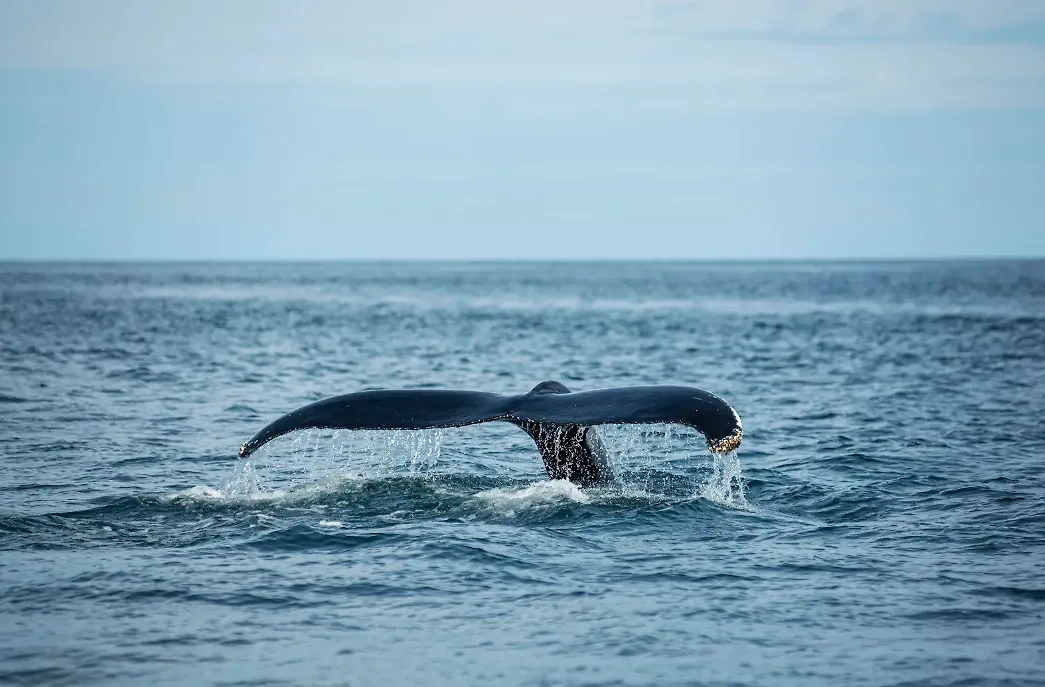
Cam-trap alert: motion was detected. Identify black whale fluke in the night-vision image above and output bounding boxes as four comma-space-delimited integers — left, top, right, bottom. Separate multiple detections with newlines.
237, 381, 742, 487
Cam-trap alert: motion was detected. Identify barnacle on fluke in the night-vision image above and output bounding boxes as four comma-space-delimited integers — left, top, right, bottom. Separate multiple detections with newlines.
239, 381, 743, 487
708, 428, 743, 454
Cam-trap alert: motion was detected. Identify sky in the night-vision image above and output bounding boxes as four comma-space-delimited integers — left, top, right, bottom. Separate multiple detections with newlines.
1, 0, 1043, 260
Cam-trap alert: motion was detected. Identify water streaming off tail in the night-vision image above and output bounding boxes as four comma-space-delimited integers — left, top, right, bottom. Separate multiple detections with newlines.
225, 428, 448, 496
595, 424, 748, 508
223, 423, 747, 509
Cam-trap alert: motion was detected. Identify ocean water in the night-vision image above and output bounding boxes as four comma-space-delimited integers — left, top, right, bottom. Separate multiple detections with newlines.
1, 260, 1044, 686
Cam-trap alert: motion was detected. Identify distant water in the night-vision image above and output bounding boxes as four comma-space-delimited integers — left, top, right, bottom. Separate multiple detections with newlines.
2, 261, 1044, 686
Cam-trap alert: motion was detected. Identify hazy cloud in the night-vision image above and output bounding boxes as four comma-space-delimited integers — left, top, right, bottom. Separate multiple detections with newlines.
1, 0, 1044, 108
1, 0, 1042, 259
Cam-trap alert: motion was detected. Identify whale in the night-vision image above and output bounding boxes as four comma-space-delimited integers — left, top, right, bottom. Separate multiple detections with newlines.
238, 381, 742, 487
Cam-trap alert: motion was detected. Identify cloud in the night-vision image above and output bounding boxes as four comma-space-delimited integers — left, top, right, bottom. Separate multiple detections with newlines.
0, 0, 1043, 109
654, 1, 1045, 36
661, 4, 1045, 45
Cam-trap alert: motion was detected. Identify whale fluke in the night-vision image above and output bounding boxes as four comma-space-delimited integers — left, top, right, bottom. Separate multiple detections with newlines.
238, 381, 742, 486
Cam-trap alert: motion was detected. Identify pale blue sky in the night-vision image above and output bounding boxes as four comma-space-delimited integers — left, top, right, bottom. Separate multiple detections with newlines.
1, 0, 1043, 259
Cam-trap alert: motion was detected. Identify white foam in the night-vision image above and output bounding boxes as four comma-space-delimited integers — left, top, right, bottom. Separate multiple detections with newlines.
318, 520, 344, 528
174, 485, 225, 500
475, 479, 592, 511
163, 462, 292, 504
163, 484, 289, 503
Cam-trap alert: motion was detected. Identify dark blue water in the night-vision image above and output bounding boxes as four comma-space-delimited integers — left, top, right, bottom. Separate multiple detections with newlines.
2, 261, 1044, 686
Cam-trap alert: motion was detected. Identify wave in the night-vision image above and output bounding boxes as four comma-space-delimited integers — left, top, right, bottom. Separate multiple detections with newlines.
1, 425, 755, 555
1, 469, 752, 555
474, 479, 592, 516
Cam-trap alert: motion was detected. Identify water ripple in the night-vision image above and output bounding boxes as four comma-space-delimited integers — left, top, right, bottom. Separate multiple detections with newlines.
2, 261, 1044, 685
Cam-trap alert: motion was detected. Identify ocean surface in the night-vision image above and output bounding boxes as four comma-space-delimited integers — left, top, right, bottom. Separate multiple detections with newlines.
1, 260, 1043, 686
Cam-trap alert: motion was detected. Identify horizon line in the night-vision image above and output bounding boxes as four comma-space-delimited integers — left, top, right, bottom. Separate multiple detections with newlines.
1, 255, 1043, 264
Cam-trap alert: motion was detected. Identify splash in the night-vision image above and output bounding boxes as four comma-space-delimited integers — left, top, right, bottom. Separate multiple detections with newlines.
169, 485, 225, 500
475, 479, 591, 515
598, 424, 749, 509
268, 427, 446, 482
223, 459, 266, 498
166, 430, 449, 506
700, 451, 749, 510
164, 461, 286, 504
191, 424, 749, 511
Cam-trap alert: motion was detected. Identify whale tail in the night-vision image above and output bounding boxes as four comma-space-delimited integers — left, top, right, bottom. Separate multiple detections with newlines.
509, 421, 608, 486
508, 381, 609, 486
237, 380, 741, 486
